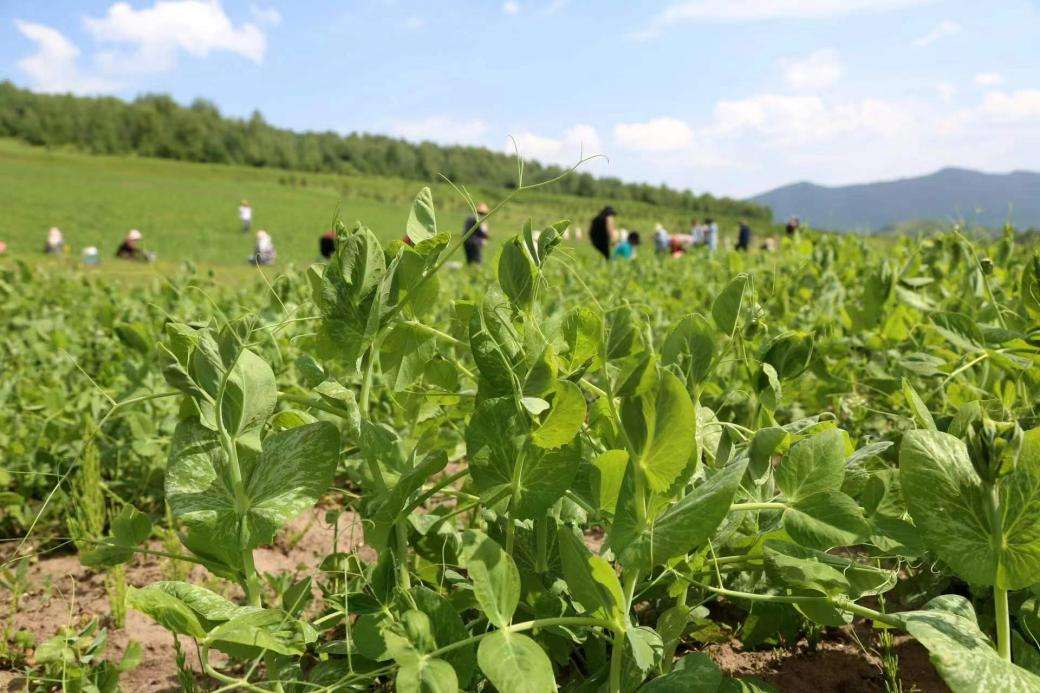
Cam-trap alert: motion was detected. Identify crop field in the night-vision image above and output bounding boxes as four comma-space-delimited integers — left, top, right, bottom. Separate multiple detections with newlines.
3, 153, 1040, 692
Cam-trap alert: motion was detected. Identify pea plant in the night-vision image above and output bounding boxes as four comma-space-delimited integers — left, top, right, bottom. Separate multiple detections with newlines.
80, 188, 1040, 692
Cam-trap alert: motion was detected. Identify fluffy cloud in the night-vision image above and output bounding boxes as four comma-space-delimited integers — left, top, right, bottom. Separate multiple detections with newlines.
392, 116, 489, 145
613, 117, 694, 151
502, 1, 521, 15
14, 20, 121, 94
506, 124, 602, 165
979, 89, 1040, 123
779, 48, 843, 91
974, 72, 1004, 87
912, 19, 961, 47
85, 1, 267, 73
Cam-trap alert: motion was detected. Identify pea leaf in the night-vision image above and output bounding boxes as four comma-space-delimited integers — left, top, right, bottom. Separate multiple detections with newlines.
499, 235, 537, 311
126, 585, 206, 639
661, 314, 715, 385
711, 274, 748, 335
782, 491, 868, 550
532, 380, 587, 449
411, 586, 476, 687
615, 457, 747, 571
557, 527, 625, 625
900, 428, 1040, 589
460, 531, 520, 628
80, 505, 152, 568
407, 187, 437, 244
397, 656, 458, 693
775, 429, 845, 501
623, 370, 698, 495
476, 630, 556, 693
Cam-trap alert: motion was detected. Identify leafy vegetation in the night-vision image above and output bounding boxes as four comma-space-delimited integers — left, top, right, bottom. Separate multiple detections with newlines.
4, 178, 1040, 692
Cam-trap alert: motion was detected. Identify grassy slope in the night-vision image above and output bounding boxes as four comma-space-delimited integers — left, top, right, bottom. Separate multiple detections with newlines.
0, 138, 768, 272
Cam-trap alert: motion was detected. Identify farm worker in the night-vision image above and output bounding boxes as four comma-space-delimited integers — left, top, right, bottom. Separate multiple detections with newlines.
736, 221, 752, 251
116, 229, 146, 260
653, 223, 670, 254
669, 236, 686, 258
705, 218, 719, 252
0, 240, 6, 255
251, 230, 276, 265
761, 235, 778, 252
239, 200, 253, 234
462, 202, 490, 265
319, 230, 336, 259
689, 219, 704, 246
44, 227, 64, 254
614, 230, 640, 260
82, 246, 100, 266
589, 206, 618, 261
785, 216, 800, 238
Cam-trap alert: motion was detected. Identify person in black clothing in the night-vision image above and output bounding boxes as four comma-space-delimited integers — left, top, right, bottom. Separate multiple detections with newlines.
319, 230, 336, 259
785, 216, 800, 237
736, 221, 752, 251
463, 202, 490, 265
116, 229, 146, 260
589, 206, 617, 261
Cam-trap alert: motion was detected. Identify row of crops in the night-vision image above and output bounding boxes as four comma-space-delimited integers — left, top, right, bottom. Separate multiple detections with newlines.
3, 188, 1040, 691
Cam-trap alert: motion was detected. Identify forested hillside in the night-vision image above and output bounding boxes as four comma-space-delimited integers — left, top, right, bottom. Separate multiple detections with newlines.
0, 81, 768, 220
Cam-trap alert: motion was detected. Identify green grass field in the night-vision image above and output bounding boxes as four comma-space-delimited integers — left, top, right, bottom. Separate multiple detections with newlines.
0, 139, 767, 274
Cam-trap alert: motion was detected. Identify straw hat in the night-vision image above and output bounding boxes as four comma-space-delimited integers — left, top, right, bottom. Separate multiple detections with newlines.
127, 229, 142, 241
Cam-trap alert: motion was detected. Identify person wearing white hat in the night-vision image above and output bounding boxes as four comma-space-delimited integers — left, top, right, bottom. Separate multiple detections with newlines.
116, 229, 146, 260
462, 202, 490, 265
250, 229, 277, 265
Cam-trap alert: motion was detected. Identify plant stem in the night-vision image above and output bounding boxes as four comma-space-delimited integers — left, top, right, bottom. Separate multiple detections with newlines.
729, 501, 786, 512
609, 570, 640, 693
395, 520, 411, 592
535, 516, 548, 573
989, 482, 1012, 660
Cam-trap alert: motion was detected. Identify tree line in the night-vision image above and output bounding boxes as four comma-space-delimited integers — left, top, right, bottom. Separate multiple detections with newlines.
0, 81, 769, 220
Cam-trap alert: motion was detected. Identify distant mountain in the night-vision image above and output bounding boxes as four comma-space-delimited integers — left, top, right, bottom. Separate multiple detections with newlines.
750, 168, 1040, 233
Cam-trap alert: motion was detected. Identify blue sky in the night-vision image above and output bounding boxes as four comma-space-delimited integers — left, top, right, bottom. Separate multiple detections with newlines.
3, 0, 1039, 197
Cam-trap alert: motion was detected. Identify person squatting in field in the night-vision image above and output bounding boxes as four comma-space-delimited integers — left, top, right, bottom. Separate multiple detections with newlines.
115, 229, 151, 261
462, 202, 491, 265
250, 230, 277, 265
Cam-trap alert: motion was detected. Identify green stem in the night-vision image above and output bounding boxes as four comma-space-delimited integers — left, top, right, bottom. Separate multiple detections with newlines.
403, 320, 464, 348
535, 516, 548, 573
729, 501, 786, 512
395, 520, 411, 592
609, 570, 641, 693
360, 344, 377, 418
989, 482, 1012, 660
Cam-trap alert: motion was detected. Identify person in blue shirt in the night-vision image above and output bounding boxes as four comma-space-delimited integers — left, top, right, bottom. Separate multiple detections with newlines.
613, 230, 640, 260
736, 221, 752, 251
705, 218, 719, 252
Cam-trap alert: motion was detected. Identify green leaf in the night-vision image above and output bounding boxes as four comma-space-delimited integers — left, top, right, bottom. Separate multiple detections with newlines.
638, 652, 725, 692
407, 187, 437, 244
80, 505, 152, 568
900, 428, 1040, 589
499, 236, 538, 311
902, 379, 936, 431
591, 449, 629, 515
627, 626, 663, 672
763, 541, 895, 598
557, 527, 625, 625
758, 331, 813, 383
775, 429, 845, 501
476, 630, 556, 693
220, 348, 278, 437
126, 585, 206, 639
366, 451, 448, 552
661, 314, 715, 385
411, 586, 476, 687
623, 370, 698, 494
470, 299, 524, 396
397, 657, 458, 693
748, 427, 788, 484
205, 609, 304, 656
532, 380, 587, 449
782, 491, 868, 550
148, 581, 246, 626
615, 458, 747, 571
711, 274, 748, 335
460, 531, 520, 628
166, 421, 340, 568
561, 306, 603, 372
897, 595, 1040, 692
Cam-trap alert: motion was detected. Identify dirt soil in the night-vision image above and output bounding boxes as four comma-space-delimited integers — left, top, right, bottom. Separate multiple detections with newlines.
3, 510, 949, 692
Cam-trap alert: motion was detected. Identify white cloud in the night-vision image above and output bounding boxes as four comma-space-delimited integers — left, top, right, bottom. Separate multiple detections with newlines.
502, 1, 520, 15
779, 48, 843, 91
506, 124, 602, 165
392, 116, 489, 145
404, 15, 425, 29
705, 94, 913, 144
912, 19, 961, 46
85, 0, 267, 73
979, 89, 1040, 123
249, 4, 281, 26
634, 0, 932, 38
614, 117, 694, 151
14, 20, 121, 94
974, 72, 1004, 87
935, 82, 957, 102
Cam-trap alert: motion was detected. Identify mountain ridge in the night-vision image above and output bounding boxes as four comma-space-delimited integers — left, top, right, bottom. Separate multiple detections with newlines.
750, 167, 1040, 232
